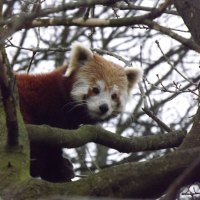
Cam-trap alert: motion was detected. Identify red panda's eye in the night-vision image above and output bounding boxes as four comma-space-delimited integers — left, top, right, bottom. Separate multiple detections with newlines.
111, 93, 118, 100
92, 87, 100, 95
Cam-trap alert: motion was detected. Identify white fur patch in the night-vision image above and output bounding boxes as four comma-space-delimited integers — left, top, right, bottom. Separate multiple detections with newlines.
71, 78, 90, 101
96, 80, 105, 91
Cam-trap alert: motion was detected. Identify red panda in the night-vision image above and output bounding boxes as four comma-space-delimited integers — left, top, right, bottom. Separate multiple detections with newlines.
16, 43, 142, 182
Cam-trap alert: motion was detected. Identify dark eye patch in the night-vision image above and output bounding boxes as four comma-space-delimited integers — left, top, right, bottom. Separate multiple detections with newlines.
92, 87, 100, 95
111, 93, 118, 100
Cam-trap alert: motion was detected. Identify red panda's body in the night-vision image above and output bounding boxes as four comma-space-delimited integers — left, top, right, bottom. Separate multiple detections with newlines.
16, 43, 142, 182
17, 66, 97, 129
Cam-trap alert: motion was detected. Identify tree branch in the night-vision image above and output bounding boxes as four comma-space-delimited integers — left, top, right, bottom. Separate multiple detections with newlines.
180, 105, 200, 149
143, 19, 200, 53
11, 16, 199, 53
27, 124, 186, 152
10, 147, 200, 199
164, 155, 200, 200
3, 0, 172, 35
114, 2, 178, 15
142, 107, 172, 132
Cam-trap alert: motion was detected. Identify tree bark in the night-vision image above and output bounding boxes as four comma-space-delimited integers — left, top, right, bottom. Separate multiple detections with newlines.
174, 0, 200, 46
27, 124, 186, 152
4, 147, 200, 200
0, 105, 30, 194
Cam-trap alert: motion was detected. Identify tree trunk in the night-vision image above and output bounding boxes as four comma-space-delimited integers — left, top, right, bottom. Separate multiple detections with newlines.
174, 0, 200, 46
0, 105, 30, 198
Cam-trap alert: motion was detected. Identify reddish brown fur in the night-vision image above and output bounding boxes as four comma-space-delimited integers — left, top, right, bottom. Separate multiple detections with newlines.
17, 66, 69, 123
16, 66, 98, 129
16, 66, 98, 183
78, 54, 129, 93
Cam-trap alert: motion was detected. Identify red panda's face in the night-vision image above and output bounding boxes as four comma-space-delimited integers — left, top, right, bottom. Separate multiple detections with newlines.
71, 78, 128, 121
66, 43, 143, 121
70, 55, 130, 121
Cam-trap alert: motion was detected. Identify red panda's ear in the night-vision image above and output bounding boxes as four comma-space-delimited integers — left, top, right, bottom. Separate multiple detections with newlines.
125, 67, 143, 91
64, 42, 93, 77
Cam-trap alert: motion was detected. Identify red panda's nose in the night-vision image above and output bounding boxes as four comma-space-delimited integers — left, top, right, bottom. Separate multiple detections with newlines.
99, 103, 109, 114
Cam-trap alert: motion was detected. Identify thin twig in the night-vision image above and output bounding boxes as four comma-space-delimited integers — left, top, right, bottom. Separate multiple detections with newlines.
142, 107, 172, 132
92, 48, 132, 66
6, 40, 70, 52
27, 51, 37, 73
155, 40, 197, 86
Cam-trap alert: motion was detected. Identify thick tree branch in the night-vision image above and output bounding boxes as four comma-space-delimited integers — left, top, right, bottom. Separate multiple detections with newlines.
27, 124, 186, 152
12, 17, 199, 53
9, 147, 200, 199
164, 156, 200, 200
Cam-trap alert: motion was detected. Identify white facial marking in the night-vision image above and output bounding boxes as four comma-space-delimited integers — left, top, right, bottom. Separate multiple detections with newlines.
71, 78, 90, 101
119, 90, 128, 111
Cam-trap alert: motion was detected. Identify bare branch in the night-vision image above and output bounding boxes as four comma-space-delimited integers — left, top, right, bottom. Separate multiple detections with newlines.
155, 40, 196, 86
114, 2, 178, 15
3, 0, 172, 36
142, 108, 172, 133
27, 124, 186, 152
143, 20, 200, 53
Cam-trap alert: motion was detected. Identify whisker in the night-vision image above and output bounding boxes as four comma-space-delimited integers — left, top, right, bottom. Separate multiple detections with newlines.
61, 99, 86, 111
66, 102, 87, 113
